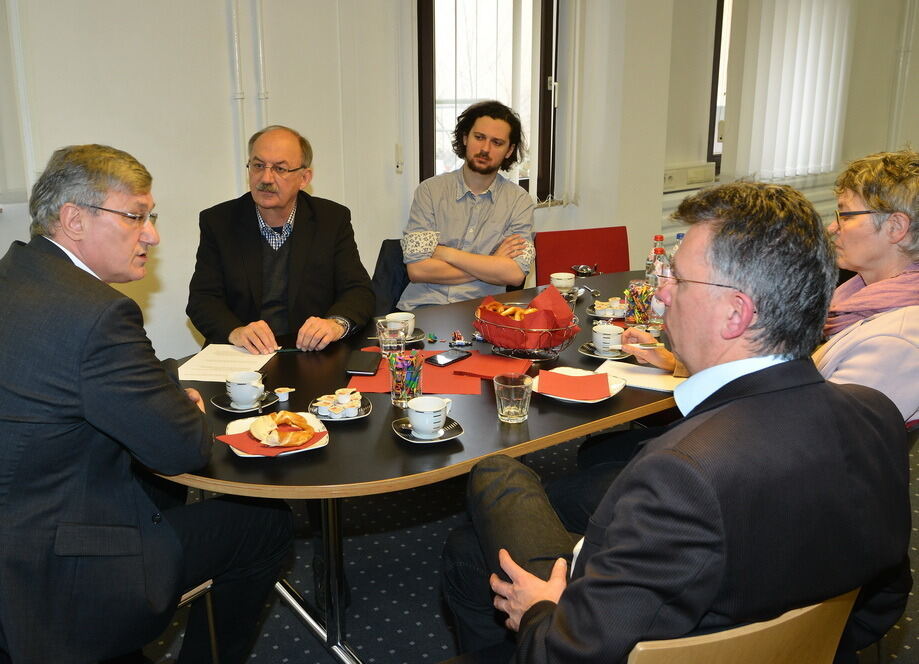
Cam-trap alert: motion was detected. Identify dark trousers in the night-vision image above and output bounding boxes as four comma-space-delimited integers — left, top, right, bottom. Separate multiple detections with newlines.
165, 496, 293, 664
545, 427, 660, 534
442, 456, 579, 654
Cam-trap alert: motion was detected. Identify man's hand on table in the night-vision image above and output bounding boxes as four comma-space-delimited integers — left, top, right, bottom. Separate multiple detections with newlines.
490, 548, 567, 631
296, 316, 346, 351
622, 327, 676, 372
229, 321, 279, 355
184, 388, 206, 413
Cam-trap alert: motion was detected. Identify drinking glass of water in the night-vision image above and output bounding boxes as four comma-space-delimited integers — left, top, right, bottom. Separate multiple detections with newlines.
493, 373, 533, 423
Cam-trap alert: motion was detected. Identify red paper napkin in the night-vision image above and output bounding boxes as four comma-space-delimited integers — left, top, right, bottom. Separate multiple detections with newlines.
216, 427, 329, 457
451, 352, 532, 380
347, 349, 481, 395
536, 370, 611, 400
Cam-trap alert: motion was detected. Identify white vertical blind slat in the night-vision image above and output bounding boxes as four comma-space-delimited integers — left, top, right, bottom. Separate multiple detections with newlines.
728, 0, 853, 181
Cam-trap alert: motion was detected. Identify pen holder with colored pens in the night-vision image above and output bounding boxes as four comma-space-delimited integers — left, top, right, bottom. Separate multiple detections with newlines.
389, 351, 423, 407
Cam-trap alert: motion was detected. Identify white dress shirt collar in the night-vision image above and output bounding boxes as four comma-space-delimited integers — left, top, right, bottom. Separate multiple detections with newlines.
674, 355, 789, 416
42, 235, 100, 280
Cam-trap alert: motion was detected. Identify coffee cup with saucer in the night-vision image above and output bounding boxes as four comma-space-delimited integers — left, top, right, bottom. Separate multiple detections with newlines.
226, 371, 265, 410
406, 396, 452, 440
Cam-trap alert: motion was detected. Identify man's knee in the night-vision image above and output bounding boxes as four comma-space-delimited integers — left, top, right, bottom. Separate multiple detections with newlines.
468, 455, 537, 498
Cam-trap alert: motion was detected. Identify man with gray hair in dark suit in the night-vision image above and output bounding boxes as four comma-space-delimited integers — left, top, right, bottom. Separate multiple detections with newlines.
0, 144, 292, 663
442, 182, 909, 663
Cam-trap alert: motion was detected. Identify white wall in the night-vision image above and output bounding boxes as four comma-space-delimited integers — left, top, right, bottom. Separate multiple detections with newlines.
534, 0, 674, 271
1, 0, 416, 359
2, 0, 915, 358
664, 0, 717, 167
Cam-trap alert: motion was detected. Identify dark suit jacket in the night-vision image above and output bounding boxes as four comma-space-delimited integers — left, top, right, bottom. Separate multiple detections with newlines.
515, 360, 909, 664
186, 191, 374, 344
0, 237, 212, 662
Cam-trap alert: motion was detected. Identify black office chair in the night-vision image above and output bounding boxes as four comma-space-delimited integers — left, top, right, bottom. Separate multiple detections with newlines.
371, 239, 410, 316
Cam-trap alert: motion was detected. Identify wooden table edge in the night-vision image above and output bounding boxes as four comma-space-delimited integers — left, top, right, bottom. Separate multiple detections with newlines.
158, 396, 675, 499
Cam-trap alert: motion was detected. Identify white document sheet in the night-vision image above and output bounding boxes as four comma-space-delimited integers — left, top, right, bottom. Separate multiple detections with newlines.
595, 361, 685, 393
178, 344, 275, 382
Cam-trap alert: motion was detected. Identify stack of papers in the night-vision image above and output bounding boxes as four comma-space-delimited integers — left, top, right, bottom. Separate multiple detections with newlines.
178, 344, 275, 382
596, 361, 685, 392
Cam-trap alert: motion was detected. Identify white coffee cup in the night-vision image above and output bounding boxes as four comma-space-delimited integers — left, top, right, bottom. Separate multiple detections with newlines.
406, 396, 452, 439
226, 371, 265, 409
386, 312, 416, 337
550, 272, 576, 291
592, 323, 623, 355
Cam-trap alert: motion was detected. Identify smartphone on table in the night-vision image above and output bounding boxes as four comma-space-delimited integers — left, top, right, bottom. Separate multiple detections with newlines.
425, 349, 472, 367
345, 350, 381, 375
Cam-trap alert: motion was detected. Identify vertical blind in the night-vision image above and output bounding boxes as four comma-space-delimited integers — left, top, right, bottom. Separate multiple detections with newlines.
728, 0, 854, 180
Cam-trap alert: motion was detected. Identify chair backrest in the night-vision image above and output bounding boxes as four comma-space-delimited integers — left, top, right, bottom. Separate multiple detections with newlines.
533, 226, 630, 286
626, 588, 859, 664
371, 239, 410, 316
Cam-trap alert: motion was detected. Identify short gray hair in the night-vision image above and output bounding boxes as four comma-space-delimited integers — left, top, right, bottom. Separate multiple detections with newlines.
247, 125, 313, 169
835, 149, 919, 261
29, 144, 152, 237
672, 182, 837, 359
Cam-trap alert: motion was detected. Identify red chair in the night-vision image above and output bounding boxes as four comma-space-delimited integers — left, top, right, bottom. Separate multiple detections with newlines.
533, 226, 630, 286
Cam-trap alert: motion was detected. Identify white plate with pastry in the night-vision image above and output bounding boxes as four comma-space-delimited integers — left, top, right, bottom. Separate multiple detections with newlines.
225, 411, 328, 457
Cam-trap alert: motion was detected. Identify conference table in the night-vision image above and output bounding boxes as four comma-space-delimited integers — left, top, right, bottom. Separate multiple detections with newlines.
168, 270, 676, 664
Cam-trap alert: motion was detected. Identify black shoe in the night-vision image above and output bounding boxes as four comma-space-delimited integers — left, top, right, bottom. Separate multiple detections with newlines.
313, 554, 352, 613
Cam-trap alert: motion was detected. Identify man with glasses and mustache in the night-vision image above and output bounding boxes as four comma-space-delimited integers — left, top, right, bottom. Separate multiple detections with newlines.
0, 144, 293, 663
396, 100, 535, 310
441, 182, 908, 664
188, 125, 374, 353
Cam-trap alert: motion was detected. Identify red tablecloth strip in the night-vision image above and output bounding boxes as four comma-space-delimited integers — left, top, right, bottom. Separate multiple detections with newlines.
348, 348, 481, 395
451, 353, 531, 380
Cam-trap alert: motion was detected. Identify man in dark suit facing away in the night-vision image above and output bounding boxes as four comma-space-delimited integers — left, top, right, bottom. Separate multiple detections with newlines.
0, 144, 292, 663
442, 182, 910, 663
187, 125, 374, 354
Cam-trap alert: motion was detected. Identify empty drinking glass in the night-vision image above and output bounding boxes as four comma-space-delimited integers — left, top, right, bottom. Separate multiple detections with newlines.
493, 373, 533, 424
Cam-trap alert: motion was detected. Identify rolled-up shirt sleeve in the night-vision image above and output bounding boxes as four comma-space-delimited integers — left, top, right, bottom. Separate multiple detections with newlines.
402, 182, 440, 263
505, 189, 535, 273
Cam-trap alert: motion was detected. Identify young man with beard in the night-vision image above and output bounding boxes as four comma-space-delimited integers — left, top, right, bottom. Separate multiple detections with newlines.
396, 101, 535, 310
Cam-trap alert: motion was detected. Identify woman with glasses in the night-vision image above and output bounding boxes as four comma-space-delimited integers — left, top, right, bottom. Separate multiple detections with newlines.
624, 150, 919, 428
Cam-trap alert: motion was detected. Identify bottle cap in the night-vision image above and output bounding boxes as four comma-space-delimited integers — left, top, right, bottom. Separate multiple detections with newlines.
653, 247, 666, 254
653, 234, 664, 241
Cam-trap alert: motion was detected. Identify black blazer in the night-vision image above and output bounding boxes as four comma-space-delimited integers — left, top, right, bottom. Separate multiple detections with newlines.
515, 360, 909, 663
187, 191, 374, 344
0, 237, 212, 661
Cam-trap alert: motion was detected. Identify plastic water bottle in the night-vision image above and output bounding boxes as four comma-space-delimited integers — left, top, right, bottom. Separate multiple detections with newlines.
649, 247, 670, 325
644, 234, 665, 281
670, 232, 685, 261
649, 247, 670, 288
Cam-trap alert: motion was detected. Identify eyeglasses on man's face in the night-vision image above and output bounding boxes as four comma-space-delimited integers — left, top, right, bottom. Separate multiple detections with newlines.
834, 209, 876, 226
246, 160, 307, 178
656, 272, 739, 292
84, 204, 158, 227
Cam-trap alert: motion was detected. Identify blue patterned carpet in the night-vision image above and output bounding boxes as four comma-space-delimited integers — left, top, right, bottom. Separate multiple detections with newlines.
147, 434, 919, 663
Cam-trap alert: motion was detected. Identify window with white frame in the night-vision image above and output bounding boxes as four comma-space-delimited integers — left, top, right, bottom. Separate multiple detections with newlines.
418, 0, 558, 199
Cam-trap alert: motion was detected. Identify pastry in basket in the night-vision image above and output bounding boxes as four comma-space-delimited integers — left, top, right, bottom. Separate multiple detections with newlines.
478, 301, 538, 321
249, 410, 315, 447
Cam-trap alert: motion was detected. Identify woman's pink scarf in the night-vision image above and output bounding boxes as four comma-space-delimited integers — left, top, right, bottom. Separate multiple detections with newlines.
823, 262, 919, 337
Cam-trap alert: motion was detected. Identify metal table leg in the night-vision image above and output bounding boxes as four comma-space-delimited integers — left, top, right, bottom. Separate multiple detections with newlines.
275, 497, 362, 664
